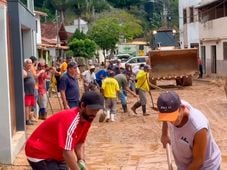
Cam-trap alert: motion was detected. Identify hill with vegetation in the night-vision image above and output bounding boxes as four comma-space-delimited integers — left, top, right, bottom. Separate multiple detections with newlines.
34, 0, 179, 38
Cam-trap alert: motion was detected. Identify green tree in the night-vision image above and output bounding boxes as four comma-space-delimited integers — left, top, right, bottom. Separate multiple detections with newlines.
92, 10, 143, 41
69, 39, 96, 59
107, 0, 146, 9
89, 18, 120, 56
69, 29, 87, 42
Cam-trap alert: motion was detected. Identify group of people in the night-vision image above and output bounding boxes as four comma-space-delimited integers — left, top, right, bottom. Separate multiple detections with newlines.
23, 56, 80, 125
24, 56, 222, 170
23, 56, 51, 125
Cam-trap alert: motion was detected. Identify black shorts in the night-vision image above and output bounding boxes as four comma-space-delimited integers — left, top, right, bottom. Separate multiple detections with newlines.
28, 159, 68, 170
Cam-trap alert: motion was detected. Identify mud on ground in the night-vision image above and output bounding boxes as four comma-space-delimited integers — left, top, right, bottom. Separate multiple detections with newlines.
1, 78, 227, 170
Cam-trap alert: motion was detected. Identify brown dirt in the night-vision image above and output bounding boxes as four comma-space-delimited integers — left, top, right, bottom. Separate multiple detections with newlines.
1, 78, 227, 170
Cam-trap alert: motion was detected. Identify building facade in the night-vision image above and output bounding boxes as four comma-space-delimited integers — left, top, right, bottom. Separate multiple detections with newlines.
179, 0, 201, 49
197, 0, 227, 75
0, 0, 36, 164
179, 0, 227, 76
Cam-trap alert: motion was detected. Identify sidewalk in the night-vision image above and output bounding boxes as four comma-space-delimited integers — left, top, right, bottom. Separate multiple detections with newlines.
0, 95, 62, 170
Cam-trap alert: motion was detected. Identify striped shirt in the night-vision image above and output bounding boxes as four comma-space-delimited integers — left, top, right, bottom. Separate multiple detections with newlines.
25, 108, 91, 161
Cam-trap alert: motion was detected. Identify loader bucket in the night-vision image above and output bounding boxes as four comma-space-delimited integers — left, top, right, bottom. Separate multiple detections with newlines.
149, 48, 198, 80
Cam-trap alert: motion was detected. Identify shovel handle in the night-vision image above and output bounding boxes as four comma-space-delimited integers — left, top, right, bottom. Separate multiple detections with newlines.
166, 143, 173, 170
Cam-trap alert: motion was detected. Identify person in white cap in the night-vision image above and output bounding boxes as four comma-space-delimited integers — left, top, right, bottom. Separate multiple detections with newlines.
81, 65, 96, 91
158, 91, 221, 170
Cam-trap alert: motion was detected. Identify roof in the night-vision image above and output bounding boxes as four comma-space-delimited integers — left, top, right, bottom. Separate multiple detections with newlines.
34, 10, 48, 17
40, 23, 69, 50
65, 25, 78, 34
41, 23, 68, 42
195, 0, 220, 8
73, 19, 87, 25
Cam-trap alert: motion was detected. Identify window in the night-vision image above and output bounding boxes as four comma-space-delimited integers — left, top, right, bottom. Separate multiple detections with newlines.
183, 8, 187, 24
137, 58, 146, 63
199, 1, 227, 22
190, 7, 194, 23
128, 58, 137, 63
223, 42, 227, 60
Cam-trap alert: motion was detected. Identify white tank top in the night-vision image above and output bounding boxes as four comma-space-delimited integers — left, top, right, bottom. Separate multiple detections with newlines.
168, 100, 221, 170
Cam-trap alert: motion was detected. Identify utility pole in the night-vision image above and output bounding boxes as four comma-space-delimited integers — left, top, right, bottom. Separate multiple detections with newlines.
161, 0, 169, 29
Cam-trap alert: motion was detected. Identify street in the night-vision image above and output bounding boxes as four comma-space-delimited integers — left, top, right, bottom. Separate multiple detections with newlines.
3, 78, 227, 170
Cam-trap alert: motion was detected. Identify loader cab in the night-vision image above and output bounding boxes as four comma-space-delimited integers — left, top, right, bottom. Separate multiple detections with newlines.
152, 29, 177, 50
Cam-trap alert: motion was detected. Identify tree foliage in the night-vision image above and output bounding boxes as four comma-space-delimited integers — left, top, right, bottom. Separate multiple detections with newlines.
69, 29, 87, 42
107, 0, 146, 9
69, 38, 96, 59
89, 18, 120, 52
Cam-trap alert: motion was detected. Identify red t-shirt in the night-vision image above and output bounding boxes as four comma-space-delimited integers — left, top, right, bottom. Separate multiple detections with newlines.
25, 108, 91, 161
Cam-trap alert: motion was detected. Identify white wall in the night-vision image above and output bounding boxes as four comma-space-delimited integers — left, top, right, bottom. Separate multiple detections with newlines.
36, 16, 41, 44
179, 0, 201, 48
0, 4, 13, 163
200, 17, 227, 41
49, 48, 56, 58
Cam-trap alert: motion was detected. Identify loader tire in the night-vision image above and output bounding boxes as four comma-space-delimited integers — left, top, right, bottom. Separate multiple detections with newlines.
176, 76, 192, 86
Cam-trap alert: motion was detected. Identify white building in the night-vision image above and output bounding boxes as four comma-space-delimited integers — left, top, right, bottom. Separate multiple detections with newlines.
179, 0, 227, 75
197, 0, 227, 75
179, 0, 201, 49
65, 18, 88, 34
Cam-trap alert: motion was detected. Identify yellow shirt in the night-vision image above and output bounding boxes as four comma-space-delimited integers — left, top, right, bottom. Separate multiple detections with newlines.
60, 62, 67, 73
102, 77, 119, 98
136, 70, 150, 91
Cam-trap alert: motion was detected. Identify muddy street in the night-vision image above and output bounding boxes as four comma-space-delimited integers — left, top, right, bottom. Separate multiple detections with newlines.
85, 79, 227, 170
3, 78, 227, 170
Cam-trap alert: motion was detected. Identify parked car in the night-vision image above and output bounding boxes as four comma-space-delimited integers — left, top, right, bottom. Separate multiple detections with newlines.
116, 53, 132, 62
121, 56, 148, 68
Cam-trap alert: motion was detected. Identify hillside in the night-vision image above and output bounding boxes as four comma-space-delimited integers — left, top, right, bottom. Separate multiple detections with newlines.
33, 0, 179, 36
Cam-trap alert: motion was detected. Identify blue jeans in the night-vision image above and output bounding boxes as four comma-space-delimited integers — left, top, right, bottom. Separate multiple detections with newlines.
119, 90, 127, 105
68, 101, 79, 108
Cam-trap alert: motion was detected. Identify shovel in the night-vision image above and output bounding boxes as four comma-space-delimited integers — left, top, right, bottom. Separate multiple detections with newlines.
148, 91, 158, 111
166, 143, 173, 170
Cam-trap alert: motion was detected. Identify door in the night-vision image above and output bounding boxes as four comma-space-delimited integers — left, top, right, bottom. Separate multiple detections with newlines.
211, 45, 217, 73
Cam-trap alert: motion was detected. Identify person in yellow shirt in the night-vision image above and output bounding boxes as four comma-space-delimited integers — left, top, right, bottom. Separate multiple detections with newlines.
131, 64, 151, 116
60, 56, 72, 74
101, 71, 120, 122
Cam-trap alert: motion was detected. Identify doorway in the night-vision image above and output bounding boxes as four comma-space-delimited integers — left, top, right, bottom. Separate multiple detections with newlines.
211, 45, 217, 73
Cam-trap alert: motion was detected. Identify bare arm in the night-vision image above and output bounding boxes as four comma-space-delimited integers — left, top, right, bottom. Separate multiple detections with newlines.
75, 142, 85, 161
60, 90, 70, 109
187, 128, 208, 170
125, 87, 137, 97
161, 122, 171, 148
63, 150, 80, 170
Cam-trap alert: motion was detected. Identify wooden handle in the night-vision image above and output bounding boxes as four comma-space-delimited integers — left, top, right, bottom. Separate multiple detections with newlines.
166, 143, 173, 170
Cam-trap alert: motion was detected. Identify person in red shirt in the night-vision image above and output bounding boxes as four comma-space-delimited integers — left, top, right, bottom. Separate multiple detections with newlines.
25, 91, 104, 170
37, 62, 51, 120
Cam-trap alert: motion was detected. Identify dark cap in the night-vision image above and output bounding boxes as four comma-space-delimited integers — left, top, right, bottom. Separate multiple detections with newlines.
81, 91, 104, 110
157, 91, 181, 121
29, 56, 37, 63
67, 61, 77, 69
